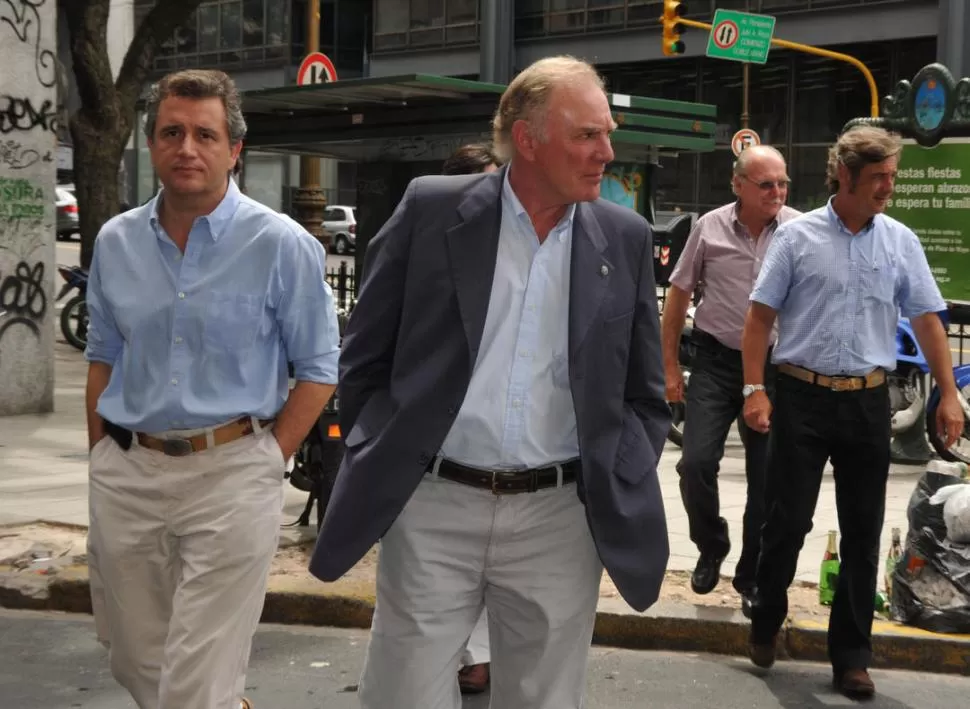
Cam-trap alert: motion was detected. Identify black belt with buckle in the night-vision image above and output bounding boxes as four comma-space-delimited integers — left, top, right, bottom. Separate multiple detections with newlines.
427, 457, 580, 495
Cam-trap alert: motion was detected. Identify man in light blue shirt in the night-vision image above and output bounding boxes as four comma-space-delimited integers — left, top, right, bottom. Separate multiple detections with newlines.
740, 126, 963, 699
84, 69, 338, 709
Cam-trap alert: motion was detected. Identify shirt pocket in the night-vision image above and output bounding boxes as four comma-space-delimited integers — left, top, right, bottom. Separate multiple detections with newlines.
864, 264, 897, 305
204, 292, 264, 352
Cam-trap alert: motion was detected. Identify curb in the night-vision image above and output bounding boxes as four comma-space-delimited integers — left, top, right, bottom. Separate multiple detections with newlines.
2, 568, 968, 676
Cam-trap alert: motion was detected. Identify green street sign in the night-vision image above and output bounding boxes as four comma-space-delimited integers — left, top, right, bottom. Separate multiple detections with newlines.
706, 9, 776, 65
885, 138, 970, 301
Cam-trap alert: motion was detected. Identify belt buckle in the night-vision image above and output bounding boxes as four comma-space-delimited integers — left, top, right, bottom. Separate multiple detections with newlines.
829, 377, 855, 392
491, 472, 514, 496
161, 438, 194, 457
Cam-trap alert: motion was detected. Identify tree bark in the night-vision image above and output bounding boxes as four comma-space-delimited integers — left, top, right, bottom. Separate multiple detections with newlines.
63, 0, 205, 268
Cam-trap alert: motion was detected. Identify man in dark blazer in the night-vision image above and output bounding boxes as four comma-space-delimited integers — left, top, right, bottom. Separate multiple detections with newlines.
310, 56, 670, 709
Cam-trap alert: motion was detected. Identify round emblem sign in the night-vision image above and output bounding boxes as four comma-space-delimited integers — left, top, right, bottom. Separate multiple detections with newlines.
914, 77, 946, 132
907, 64, 955, 147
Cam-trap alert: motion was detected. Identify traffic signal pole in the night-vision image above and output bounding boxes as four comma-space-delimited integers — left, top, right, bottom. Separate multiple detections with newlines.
674, 16, 880, 118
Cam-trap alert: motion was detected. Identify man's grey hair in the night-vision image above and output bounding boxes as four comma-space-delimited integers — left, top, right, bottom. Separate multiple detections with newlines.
143, 69, 247, 144
491, 55, 606, 163
730, 144, 786, 193
825, 126, 902, 194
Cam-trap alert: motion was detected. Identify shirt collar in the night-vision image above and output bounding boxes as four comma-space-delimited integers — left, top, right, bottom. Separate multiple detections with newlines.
149, 178, 241, 243
502, 168, 576, 243
731, 199, 778, 237
826, 196, 876, 236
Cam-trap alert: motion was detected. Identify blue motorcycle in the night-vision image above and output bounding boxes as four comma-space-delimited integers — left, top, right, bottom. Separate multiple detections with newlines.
890, 316, 931, 437
926, 362, 970, 464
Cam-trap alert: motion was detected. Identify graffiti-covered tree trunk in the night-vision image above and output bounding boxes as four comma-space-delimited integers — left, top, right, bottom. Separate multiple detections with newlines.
63, 0, 204, 269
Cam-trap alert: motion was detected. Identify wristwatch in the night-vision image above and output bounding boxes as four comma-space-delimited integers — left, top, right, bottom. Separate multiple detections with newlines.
742, 384, 766, 398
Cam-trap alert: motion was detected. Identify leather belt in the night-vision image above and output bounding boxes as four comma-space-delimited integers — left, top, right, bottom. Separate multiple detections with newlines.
428, 457, 580, 495
136, 416, 274, 457
778, 363, 886, 392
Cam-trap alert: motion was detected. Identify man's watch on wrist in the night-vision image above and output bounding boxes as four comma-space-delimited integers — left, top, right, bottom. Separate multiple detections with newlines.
742, 384, 766, 398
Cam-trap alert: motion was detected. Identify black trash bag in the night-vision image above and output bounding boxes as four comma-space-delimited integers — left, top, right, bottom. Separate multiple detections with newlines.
890, 470, 970, 633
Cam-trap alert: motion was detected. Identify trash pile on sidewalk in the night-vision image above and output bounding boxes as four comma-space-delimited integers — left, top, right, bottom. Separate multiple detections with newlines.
0, 523, 88, 600
890, 461, 970, 633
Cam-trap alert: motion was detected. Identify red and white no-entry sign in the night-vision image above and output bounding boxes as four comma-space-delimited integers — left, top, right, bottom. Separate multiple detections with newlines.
297, 52, 338, 86
712, 19, 740, 50
731, 128, 761, 157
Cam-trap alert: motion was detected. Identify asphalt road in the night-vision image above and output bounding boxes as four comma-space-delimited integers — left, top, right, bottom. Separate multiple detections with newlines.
2, 610, 968, 709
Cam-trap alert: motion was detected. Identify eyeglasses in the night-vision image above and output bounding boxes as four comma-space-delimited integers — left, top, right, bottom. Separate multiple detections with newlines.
742, 176, 791, 191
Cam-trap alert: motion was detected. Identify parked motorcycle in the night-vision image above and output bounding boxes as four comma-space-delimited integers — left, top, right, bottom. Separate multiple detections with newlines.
926, 361, 970, 465
889, 316, 931, 437
57, 265, 88, 351
284, 308, 350, 530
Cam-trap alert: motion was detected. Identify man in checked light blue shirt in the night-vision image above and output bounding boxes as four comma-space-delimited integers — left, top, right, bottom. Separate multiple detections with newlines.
740, 126, 963, 699
83, 70, 338, 709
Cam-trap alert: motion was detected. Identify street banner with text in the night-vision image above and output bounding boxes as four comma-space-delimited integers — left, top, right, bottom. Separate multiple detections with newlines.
886, 138, 970, 302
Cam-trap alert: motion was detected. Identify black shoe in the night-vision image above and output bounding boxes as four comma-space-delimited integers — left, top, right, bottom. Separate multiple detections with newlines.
741, 593, 754, 619
691, 553, 726, 594
749, 640, 776, 669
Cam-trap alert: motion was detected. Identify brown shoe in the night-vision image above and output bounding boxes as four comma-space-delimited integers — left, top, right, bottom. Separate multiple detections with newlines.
749, 639, 776, 669
834, 668, 875, 699
240, 699, 253, 709
458, 663, 490, 694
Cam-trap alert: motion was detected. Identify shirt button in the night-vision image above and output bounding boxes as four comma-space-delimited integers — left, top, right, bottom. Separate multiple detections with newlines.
178, 292, 186, 299
175, 253, 182, 260
512, 399, 522, 408
171, 378, 178, 385
174, 336, 183, 344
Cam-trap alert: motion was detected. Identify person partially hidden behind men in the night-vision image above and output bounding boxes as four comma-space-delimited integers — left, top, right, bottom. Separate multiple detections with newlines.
440, 141, 501, 696
84, 69, 340, 709
309, 56, 671, 709
742, 125, 963, 699
662, 145, 799, 617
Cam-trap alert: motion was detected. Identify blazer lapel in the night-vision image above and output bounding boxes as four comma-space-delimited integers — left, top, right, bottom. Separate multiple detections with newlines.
569, 202, 613, 359
446, 169, 503, 361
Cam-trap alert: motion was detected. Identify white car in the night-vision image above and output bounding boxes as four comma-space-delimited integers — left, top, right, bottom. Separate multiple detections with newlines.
323, 205, 356, 256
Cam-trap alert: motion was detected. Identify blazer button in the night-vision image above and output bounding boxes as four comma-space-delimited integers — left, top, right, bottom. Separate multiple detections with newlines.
448, 406, 458, 416
418, 453, 430, 465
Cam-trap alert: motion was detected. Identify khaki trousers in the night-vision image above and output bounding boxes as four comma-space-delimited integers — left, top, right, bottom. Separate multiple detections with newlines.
88, 427, 285, 709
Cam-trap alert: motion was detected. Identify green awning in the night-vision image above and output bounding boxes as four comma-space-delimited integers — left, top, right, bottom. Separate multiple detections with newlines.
242, 74, 716, 161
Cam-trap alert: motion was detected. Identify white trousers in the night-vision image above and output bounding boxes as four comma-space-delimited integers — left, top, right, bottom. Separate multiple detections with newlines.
461, 610, 490, 666
359, 475, 603, 709
87, 428, 286, 709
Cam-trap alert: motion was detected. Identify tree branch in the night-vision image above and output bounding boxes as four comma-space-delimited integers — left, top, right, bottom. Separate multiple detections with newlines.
115, 0, 206, 110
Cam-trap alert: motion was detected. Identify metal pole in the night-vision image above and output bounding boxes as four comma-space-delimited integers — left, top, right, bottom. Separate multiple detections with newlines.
293, 0, 329, 246
741, 0, 750, 130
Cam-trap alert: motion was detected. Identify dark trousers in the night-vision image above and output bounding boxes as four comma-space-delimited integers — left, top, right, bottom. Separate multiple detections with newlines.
676, 330, 772, 593
750, 373, 890, 672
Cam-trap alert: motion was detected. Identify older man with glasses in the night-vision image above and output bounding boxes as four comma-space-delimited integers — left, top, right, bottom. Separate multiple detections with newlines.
661, 145, 800, 617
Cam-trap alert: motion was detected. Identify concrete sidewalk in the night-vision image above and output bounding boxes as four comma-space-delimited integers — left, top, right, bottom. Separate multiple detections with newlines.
3, 342, 969, 676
